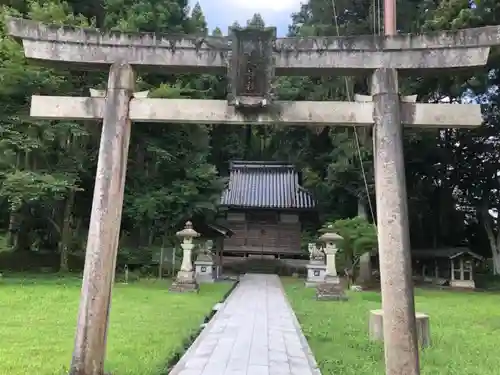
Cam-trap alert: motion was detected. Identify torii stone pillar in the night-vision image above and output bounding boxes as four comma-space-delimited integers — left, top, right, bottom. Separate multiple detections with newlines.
372, 67, 419, 375
70, 63, 135, 375
375, 2, 417, 373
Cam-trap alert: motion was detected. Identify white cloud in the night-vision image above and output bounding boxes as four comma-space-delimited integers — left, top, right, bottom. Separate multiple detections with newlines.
194, 0, 298, 35
220, 0, 303, 12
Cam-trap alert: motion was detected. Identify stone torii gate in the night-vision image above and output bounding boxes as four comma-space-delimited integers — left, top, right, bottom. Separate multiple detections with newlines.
7, 16, 500, 375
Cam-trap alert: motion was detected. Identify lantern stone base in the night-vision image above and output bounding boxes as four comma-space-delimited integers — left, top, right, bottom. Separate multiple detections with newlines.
169, 270, 199, 293
369, 309, 430, 348
316, 282, 348, 301
324, 274, 340, 284
305, 263, 326, 287
450, 279, 475, 289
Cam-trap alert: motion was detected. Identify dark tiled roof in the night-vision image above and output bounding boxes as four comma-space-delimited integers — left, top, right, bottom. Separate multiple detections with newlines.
412, 247, 482, 260
220, 161, 315, 209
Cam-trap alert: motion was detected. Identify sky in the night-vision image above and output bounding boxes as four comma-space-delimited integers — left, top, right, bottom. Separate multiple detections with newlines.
194, 0, 304, 36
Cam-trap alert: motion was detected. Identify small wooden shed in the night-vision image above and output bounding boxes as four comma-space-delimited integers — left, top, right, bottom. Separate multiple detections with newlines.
412, 247, 483, 289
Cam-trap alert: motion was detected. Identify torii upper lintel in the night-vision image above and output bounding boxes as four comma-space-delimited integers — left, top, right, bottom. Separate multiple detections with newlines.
6, 17, 500, 74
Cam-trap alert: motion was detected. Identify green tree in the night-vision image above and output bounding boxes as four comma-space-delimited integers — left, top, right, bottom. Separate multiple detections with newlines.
247, 13, 265, 28
0, 0, 94, 271
320, 216, 377, 271
103, 0, 190, 32
189, 2, 207, 34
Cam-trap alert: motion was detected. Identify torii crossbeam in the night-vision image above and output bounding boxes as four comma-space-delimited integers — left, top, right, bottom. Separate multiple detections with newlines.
30, 95, 481, 128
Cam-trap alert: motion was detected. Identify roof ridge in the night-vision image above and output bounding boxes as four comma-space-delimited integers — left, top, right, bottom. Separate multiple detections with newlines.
230, 160, 295, 168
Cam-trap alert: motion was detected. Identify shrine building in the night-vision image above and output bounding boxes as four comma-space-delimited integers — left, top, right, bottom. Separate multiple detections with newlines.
219, 161, 316, 260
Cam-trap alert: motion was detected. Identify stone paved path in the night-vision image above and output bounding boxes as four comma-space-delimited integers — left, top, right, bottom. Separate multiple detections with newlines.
169, 274, 321, 375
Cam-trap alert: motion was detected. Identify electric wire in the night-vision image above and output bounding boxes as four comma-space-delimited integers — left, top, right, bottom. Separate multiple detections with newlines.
330, 0, 380, 225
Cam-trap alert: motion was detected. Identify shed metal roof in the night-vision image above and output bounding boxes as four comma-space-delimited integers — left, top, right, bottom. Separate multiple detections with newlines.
220, 161, 315, 209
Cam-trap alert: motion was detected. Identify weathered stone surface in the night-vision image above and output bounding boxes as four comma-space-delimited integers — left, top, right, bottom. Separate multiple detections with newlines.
30, 96, 483, 128
168, 280, 199, 293
275, 48, 490, 75
372, 68, 420, 374
89, 88, 149, 98
227, 27, 276, 106
356, 251, 373, 285
308, 243, 325, 262
195, 260, 215, 284
320, 234, 341, 278
170, 221, 200, 292
305, 263, 326, 287
70, 63, 135, 375
450, 279, 475, 289
315, 283, 348, 301
169, 266, 200, 293
355, 93, 417, 103
369, 309, 431, 349
324, 275, 341, 284
7, 17, 228, 74
7, 17, 500, 74
31, 96, 375, 125
169, 274, 321, 375
275, 26, 500, 51
278, 27, 500, 73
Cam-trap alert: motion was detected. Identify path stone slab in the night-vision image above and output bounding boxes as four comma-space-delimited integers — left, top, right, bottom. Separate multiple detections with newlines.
169, 274, 321, 375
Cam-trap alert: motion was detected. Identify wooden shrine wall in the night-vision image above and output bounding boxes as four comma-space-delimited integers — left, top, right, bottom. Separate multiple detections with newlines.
223, 211, 301, 255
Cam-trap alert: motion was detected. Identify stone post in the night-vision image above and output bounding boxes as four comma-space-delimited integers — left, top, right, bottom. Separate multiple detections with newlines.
195, 240, 215, 283
70, 63, 135, 375
357, 252, 373, 286
305, 243, 326, 287
369, 309, 431, 349
169, 221, 200, 293
372, 68, 420, 375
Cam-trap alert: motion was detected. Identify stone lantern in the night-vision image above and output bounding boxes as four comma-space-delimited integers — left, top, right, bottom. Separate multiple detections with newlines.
316, 228, 347, 301
318, 230, 343, 285
169, 221, 200, 293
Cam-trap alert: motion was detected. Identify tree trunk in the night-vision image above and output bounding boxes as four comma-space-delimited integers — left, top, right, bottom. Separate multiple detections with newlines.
244, 125, 252, 158
59, 243, 69, 273
357, 197, 368, 219
59, 190, 75, 272
7, 211, 19, 248
480, 203, 500, 275
489, 232, 500, 275
159, 234, 168, 278
148, 225, 154, 246
493, 250, 500, 275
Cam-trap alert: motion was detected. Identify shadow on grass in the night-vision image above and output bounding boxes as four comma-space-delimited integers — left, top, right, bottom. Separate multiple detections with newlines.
360, 293, 381, 303
0, 272, 83, 285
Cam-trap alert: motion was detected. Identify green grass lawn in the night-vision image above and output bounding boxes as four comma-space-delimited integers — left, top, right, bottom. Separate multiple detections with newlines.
0, 274, 232, 375
284, 278, 500, 375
